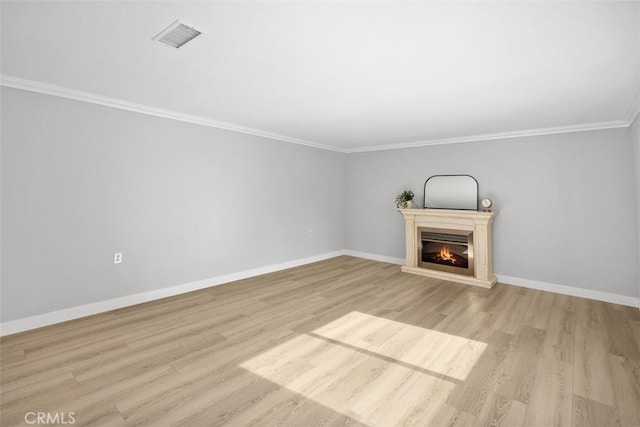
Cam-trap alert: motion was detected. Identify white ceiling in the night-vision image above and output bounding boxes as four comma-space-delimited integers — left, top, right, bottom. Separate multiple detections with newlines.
2, 1, 639, 152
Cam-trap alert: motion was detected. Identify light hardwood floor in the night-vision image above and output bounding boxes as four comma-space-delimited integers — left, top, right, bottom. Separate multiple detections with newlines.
1, 256, 639, 426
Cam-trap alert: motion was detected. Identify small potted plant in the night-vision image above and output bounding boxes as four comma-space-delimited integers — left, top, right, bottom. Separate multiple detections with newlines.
395, 190, 415, 209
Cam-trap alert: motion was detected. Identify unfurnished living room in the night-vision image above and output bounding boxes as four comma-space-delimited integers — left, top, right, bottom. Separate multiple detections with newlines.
1, 1, 640, 426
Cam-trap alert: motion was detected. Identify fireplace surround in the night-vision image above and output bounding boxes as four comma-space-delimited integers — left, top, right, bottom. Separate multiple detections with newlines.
400, 209, 496, 288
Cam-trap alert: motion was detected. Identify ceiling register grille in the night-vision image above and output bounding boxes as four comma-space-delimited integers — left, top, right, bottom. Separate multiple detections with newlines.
153, 20, 203, 48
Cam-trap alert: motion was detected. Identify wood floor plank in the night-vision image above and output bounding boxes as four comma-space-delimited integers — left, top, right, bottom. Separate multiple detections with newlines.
544, 306, 575, 364
630, 319, 640, 356
499, 326, 546, 404
445, 330, 513, 415
573, 395, 621, 427
491, 291, 534, 335
601, 303, 640, 360
475, 393, 527, 427
1, 256, 638, 426
522, 290, 555, 330
574, 299, 617, 406
608, 355, 640, 427
523, 353, 573, 426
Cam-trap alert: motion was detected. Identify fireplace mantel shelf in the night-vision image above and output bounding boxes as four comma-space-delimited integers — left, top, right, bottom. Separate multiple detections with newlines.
399, 208, 496, 220
399, 208, 497, 288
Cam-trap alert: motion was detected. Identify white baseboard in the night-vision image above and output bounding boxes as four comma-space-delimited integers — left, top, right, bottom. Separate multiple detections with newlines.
496, 274, 639, 308
3, 249, 638, 336
0, 250, 345, 336
343, 250, 404, 265
345, 250, 639, 308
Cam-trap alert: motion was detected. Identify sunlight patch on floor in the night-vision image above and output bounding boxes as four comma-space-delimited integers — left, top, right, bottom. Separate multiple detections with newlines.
313, 311, 487, 381
240, 311, 487, 425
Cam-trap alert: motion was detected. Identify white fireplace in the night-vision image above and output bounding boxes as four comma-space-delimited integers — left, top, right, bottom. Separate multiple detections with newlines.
400, 208, 497, 288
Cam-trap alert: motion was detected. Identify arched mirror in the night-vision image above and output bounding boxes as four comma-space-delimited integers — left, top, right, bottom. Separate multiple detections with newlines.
424, 175, 478, 210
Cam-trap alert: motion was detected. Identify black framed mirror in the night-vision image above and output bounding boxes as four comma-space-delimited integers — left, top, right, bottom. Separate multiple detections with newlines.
423, 175, 478, 210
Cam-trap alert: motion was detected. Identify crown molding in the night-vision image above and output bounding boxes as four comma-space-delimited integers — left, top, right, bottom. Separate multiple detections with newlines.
2, 74, 635, 154
0, 74, 346, 153
344, 120, 630, 153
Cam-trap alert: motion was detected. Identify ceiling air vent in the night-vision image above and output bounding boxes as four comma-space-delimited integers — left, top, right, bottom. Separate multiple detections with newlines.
153, 19, 204, 48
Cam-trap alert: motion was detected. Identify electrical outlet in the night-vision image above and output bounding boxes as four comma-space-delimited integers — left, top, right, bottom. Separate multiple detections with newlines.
308, 229, 314, 238
113, 252, 123, 264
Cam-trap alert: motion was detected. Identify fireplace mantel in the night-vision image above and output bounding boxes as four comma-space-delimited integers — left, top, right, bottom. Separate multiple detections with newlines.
400, 208, 497, 288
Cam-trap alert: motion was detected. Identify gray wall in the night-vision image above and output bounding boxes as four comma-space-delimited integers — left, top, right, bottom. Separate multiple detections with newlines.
346, 129, 639, 298
2, 87, 639, 324
632, 115, 640, 299
0, 88, 346, 322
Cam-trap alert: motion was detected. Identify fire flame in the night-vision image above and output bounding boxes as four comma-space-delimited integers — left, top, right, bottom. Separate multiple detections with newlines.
438, 246, 457, 264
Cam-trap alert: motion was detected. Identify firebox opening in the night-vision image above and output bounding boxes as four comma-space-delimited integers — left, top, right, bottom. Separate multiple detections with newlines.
419, 228, 474, 276
423, 243, 469, 269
